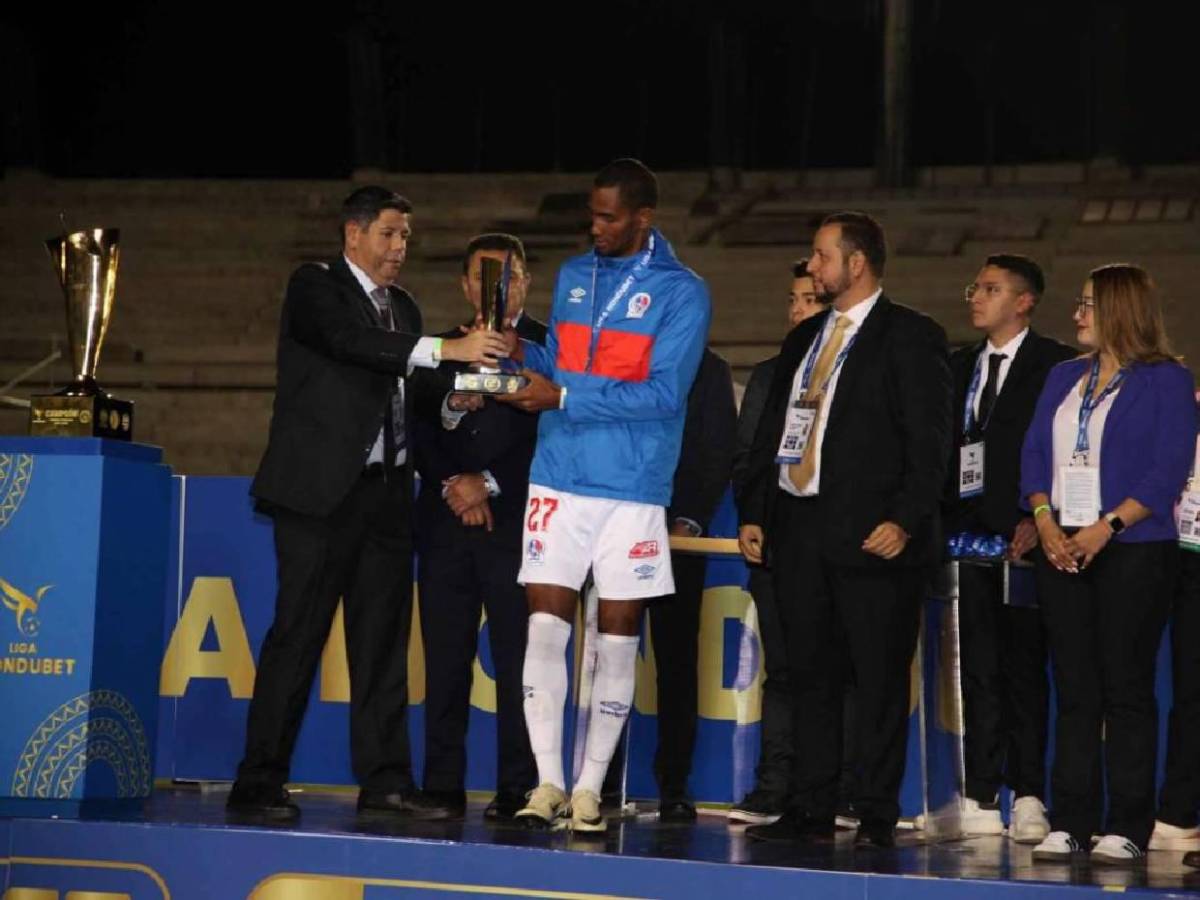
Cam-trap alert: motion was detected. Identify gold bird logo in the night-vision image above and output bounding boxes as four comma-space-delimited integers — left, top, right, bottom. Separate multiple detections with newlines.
0, 576, 52, 637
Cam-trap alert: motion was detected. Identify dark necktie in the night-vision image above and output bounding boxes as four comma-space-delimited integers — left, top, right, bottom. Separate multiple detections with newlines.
976, 352, 1006, 433
372, 287, 406, 467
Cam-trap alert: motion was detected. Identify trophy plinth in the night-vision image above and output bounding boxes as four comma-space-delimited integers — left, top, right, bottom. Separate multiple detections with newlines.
454, 253, 529, 395
30, 228, 135, 440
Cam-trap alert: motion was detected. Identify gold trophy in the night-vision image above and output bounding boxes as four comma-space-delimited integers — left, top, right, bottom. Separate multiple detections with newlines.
453, 252, 529, 395
29, 228, 134, 439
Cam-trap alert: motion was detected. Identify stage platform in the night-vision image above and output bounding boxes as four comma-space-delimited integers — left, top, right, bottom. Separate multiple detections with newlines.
2, 789, 1199, 898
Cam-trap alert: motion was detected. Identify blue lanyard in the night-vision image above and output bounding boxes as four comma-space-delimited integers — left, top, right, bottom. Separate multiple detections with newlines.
1074, 357, 1126, 457
798, 315, 856, 396
588, 233, 655, 335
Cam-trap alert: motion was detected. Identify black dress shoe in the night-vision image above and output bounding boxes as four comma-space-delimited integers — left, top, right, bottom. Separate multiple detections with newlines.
226, 783, 300, 823
421, 789, 467, 818
1184, 850, 1199, 869
746, 811, 835, 843
854, 821, 896, 848
484, 792, 526, 821
357, 789, 459, 820
658, 798, 697, 823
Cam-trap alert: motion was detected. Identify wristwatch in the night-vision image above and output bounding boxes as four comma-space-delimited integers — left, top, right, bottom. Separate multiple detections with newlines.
1103, 512, 1126, 534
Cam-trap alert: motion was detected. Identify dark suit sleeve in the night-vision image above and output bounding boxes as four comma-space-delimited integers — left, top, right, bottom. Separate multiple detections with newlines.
668, 352, 738, 530
286, 264, 422, 374
732, 358, 774, 515
887, 316, 953, 537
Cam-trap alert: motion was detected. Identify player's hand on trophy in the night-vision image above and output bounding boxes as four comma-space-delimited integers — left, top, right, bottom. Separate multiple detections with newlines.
446, 393, 484, 412
442, 329, 510, 366
443, 473, 490, 515
460, 499, 494, 532
494, 369, 562, 412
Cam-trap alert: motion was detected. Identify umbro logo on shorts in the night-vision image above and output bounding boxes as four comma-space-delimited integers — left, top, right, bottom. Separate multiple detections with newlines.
628, 540, 660, 559
634, 564, 656, 580
599, 700, 630, 717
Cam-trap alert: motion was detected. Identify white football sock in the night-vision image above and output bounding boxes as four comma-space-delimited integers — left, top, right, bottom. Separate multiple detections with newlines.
522, 612, 572, 790
575, 632, 639, 797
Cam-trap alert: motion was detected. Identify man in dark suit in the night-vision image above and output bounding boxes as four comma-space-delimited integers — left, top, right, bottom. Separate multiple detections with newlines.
946, 254, 1075, 842
647, 346, 737, 821
739, 211, 952, 848
728, 258, 824, 825
227, 186, 508, 822
416, 233, 547, 821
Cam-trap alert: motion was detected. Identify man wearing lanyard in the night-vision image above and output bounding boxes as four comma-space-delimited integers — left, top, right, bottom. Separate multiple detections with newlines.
946, 255, 1074, 841
739, 211, 951, 848
495, 159, 710, 833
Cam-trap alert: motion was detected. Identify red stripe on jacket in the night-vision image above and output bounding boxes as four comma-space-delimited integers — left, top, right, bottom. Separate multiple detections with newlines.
556, 323, 654, 382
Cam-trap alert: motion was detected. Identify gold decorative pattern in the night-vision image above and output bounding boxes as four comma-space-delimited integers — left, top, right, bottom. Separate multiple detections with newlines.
0, 453, 34, 534
11, 691, 151, 798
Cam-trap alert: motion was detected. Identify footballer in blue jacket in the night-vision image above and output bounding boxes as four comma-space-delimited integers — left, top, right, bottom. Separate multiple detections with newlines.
497, 158, 711, 832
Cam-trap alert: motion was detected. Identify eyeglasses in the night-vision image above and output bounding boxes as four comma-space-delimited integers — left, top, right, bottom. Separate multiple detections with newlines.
964, 283, 1011, 302
1074, 298, 1095, 314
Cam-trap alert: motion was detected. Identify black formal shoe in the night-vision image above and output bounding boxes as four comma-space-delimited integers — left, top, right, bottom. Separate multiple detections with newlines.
658, 797, 697, 823
484, 791, 526, 821
745, 811, 835, 843
421, 789, 467, 818
854, 821, 896, 849
1184, 850, 1199, 869
226, 783, 300, 823
356, 789, 459, 820
728, 789, 786, 825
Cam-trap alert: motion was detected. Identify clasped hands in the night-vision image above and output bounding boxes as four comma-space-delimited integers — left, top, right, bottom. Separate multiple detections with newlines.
443, 472, 493, 531
1036, 514, 1112, 573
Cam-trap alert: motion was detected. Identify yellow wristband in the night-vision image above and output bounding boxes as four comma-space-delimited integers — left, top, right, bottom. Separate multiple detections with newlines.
1032, 504, 1052, 518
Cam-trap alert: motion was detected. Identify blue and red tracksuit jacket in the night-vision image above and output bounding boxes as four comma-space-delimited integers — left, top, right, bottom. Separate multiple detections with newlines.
522, 229, 711, 507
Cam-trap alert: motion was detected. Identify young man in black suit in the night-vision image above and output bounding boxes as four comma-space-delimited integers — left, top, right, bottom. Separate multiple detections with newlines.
228, 186, 507, 822
947, 255, 1075, 842
416, 233, 547, 821
739, 211, 952, 848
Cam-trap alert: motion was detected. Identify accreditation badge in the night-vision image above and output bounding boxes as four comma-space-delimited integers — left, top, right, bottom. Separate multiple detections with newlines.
959, 441, 985, 498
1058, 464, 1101, 527
775, 399, 819, 464
1177, 490, 1200, 552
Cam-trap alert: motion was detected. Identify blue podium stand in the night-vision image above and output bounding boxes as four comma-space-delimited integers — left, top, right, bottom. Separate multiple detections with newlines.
0, 438, 171, 800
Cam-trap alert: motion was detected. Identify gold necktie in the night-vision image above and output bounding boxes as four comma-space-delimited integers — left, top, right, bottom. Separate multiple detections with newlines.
787, 314, 851, 491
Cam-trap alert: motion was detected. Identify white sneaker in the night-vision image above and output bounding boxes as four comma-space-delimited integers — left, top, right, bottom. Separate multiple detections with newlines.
1032, 830, 1086, 862
514, 783, 568, 828
1009, 796, 1051, 844
569, 789, 606, 833
1148, 819, 1200, 851
961, 797, 1004, 835
1091, 834, 1147, 866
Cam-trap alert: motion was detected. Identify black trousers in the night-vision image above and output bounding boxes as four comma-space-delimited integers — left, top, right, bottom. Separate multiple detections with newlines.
1037, 540, 1176, 849
647, 550, 707, 799
418, 531, 535, 797
958, 561, 1049, 803
237, 470, 415, 793
1159, 548, 1200, 828
747, 565, 793, 800
772, 494, 924, 828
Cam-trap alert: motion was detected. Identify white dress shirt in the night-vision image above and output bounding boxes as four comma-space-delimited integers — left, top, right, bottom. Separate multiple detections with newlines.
345, 256, 441, 466
1050, 375, 1120, 511
779, 288, 881, 497
970, 327, 1029, 423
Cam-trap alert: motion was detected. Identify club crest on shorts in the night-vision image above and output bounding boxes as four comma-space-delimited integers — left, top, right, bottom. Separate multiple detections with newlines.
634, 563, 657, 581
526, 538, 545, 564
628, 540, 659, 559
626, 292, 652, 318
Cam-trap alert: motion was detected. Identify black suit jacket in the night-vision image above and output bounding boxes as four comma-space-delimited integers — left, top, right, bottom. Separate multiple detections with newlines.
732, 354, 778, 517
667, 349, 738, 533
252, 256, 447, 518
414, 314, 548, 550
943, 329, 1076, 537
742, 295, 953, 568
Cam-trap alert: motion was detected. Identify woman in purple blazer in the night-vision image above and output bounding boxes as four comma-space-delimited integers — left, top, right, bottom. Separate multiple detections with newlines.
1020, 264, 1196, 866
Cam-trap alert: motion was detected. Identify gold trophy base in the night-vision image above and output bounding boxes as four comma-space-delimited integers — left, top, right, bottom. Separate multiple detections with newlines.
29, 392, 134, 440
453, 370, 529, 395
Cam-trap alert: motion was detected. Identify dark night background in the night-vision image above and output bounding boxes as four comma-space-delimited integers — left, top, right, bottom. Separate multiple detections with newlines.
1, 1, 1193, 178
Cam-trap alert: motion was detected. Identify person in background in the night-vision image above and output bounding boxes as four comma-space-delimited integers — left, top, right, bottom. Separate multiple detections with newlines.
1022, 264, 1195, 866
